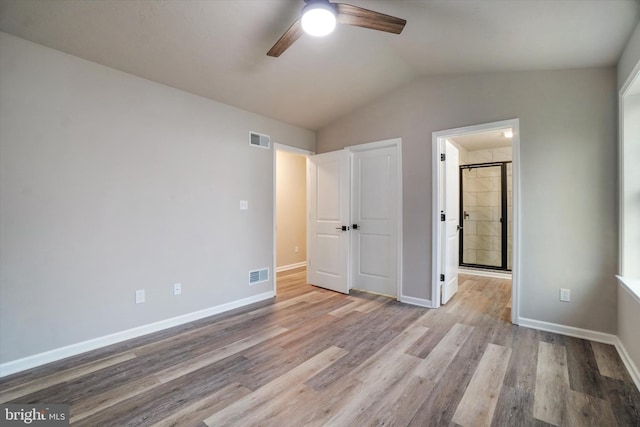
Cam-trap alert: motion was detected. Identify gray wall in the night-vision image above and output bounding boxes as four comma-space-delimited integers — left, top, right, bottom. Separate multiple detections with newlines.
317, 68, 618, 334
0, 33, 315, 364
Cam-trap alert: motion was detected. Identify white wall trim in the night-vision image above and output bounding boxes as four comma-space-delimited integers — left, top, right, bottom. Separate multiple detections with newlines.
615, 336, 640, 391
345, 138, 400, 152
458, 268, 512, 280
400, 295, 433, 308
0, 291, 274, 378
273, 143, 315, 157
275, 261, 307, 273
518, 317, 618, 345
617, 275, 640, 304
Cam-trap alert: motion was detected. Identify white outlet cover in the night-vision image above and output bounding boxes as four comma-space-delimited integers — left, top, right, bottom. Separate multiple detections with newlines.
135, 289, 145, 304
240, 200, 248, 210
560, 288, 570, 302
173, 283, 182, 295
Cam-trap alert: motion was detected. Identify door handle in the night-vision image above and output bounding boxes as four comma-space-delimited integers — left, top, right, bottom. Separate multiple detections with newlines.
336, 226, 349, 231
352, 224, 359, 230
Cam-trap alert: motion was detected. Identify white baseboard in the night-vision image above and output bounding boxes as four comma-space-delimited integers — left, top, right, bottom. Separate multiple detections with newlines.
517, 317, 618, 345
275, 261, 307, 273
0, 291, 275, 378
400, 295, 433, 308
614, 337, 640, 391
458, 268, 512, 279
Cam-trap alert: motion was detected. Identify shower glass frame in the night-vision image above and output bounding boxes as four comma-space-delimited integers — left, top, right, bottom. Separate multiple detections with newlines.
459, 161, 512, 271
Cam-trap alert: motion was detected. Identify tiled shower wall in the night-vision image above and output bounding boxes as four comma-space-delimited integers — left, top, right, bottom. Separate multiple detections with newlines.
459, 147, 513, 269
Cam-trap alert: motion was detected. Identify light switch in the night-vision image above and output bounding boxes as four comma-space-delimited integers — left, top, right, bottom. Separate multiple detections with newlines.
240, 200, 248, 210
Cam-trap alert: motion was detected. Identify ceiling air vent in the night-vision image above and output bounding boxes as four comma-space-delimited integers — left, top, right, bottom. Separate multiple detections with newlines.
249, 268, 269, 285
250, 131, 270, 149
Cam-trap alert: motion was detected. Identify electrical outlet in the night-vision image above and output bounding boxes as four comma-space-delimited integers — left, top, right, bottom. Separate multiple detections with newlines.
560, 288, 570, 302
295, 246, 299, 253
173, 283, 182, 296
240, 200, 248, 210
135, 289, 145, 304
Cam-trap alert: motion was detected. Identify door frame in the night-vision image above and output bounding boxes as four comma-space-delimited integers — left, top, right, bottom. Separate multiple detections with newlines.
273, 143, 314, 296
347, 138, 403, 300
431, 119, 521, 324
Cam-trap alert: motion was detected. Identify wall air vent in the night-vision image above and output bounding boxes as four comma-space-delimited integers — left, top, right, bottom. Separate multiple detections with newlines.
249, 131, 271, 149
249, 268, 269, 285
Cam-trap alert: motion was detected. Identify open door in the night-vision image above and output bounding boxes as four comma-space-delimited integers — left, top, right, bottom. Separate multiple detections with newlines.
307, 150, 350, 294
441, 140, 460, 304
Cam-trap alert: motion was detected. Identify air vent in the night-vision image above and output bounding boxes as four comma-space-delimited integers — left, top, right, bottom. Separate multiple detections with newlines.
249, 268, 269, 285
249, 131, 270, 149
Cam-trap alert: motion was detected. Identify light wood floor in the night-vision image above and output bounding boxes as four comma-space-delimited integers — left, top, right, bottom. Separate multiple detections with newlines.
1, 268, 639, 426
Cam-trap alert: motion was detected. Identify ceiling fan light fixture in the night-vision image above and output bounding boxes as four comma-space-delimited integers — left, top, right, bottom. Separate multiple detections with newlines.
301, 2, 337, 37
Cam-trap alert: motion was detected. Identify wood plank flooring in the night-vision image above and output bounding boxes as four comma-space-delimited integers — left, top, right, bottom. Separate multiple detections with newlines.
1, 268, 639, 426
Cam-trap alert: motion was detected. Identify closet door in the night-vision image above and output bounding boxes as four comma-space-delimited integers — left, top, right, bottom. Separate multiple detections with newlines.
351, 146, 398, 298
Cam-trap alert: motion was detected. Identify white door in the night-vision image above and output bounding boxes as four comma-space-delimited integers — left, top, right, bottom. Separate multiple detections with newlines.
351, 146, 398, 297
441, 140, 460, 304
307, 150, 350, 294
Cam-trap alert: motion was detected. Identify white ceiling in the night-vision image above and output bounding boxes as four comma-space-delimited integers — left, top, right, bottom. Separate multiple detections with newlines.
1, 0, 638, 130
450, 129, 513, 151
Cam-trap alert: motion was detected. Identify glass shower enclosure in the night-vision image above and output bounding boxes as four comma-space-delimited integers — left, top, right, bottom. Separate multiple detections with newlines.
459, 162, 512, 271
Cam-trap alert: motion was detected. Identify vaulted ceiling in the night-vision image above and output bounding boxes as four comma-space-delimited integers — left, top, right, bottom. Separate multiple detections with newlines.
1, 0, 638, 130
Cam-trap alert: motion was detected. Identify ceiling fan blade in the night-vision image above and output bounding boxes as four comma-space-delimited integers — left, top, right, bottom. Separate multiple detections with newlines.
336, 3, 406, 34
267, 18, 304, 57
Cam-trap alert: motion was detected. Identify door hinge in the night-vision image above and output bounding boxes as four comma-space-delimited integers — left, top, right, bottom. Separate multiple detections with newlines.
440, 274, 445, 282
440, 153, 446, 161
440, 212, 446, 221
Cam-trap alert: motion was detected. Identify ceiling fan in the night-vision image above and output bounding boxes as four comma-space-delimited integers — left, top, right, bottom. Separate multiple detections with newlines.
267, 0, 406, 57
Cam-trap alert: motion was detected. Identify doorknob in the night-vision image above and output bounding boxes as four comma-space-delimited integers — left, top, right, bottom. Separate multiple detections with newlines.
352, 224, 359, 230
336, 226, 349, 231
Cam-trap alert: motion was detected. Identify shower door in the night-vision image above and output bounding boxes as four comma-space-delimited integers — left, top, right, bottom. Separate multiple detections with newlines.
459, 162, 511, 271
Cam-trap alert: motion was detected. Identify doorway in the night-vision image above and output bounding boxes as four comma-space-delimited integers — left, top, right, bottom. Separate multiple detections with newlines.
432, 119, 520, 324
273, 144, 313, 295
